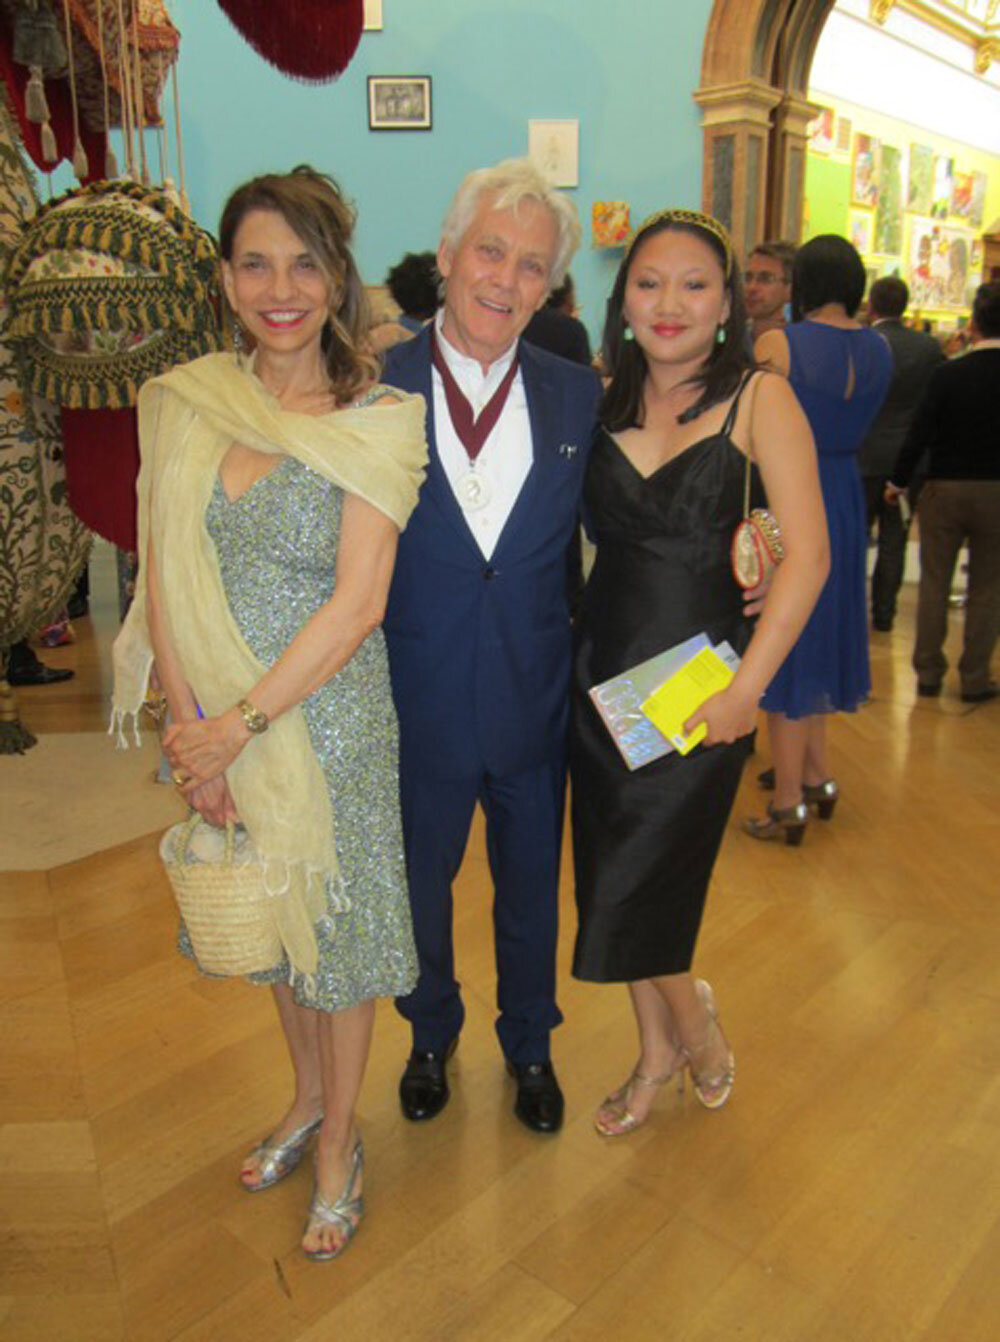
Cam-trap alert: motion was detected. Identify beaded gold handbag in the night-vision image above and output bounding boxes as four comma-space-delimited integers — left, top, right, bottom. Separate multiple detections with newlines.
160, 814, 281, 976
731, 453, 784, 590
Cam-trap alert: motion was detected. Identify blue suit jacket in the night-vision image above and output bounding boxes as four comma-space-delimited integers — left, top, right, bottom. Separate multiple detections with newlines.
383, 327, 600, 779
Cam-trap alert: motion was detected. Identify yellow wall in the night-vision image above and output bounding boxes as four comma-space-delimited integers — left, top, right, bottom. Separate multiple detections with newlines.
803, 91, 1000, 325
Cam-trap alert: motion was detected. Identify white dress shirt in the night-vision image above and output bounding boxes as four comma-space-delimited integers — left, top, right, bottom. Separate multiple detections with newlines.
433, 311, 533, 560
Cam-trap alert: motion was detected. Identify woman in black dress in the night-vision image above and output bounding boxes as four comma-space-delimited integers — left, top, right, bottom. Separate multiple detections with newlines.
571, 210, 829, 1134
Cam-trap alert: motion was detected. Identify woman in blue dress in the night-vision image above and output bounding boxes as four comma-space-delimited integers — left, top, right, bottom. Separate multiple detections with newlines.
747, 235, 892, 843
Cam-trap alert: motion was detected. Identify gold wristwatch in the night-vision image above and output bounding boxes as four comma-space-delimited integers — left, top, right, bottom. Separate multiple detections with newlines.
235, 697, 269, 735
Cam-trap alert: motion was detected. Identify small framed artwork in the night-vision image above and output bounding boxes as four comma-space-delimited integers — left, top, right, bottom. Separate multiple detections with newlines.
363, 0, 383, 30
807, 106, 834, 155
368, 76, 432, 131
592, 201, 629, 248
528, 119, 579, 188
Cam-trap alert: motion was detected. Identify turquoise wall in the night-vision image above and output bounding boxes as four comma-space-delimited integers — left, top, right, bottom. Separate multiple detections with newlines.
96, 0, 712, 346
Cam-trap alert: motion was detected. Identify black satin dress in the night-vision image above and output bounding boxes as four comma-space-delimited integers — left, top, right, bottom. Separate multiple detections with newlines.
571, 394, 762, 983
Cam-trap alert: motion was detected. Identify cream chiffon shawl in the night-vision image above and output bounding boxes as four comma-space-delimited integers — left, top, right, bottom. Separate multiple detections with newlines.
111, 353, 427, 979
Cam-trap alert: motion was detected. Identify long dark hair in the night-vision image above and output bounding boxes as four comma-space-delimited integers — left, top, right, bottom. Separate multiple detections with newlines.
600, 210, 750, 431
219, 165, 378, 403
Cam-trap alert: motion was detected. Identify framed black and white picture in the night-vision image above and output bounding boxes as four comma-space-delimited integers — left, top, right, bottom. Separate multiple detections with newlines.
368, 76, 432, 131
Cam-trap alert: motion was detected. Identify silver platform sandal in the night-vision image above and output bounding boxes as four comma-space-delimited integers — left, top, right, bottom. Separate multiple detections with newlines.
240, 1115, 323, 1193
303, 1138, 365, 1262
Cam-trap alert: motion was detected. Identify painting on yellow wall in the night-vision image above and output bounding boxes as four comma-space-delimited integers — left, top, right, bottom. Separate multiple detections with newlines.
931, 156, 953, 219
909, 219, 974, 309
848, 210, 873, 254
808, 106, 835, 155
952, 171, 988, 228
907, 144, 933, 214
874, 145, 903, 255
852, 134, 879, 207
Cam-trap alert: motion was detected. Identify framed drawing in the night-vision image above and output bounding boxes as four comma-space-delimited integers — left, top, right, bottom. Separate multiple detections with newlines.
368, 76, 432, 131
528, 120, 579, 189
852, 133, 879, 207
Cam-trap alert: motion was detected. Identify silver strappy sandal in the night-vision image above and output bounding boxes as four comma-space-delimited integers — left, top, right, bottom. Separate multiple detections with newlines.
240, 1115, 323, 1193
303, 1138, 365, 1262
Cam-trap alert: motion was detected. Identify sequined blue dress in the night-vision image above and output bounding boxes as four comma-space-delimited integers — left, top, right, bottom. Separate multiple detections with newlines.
178, 450, 418, 1012
761, 321, 892, 718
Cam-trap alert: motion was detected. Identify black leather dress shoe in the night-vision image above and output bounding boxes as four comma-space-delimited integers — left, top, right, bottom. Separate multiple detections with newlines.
506, 1060, 564, 1133
399, 1039, 457, 1122
961, 684, 998, 704
7, 659, 74, 687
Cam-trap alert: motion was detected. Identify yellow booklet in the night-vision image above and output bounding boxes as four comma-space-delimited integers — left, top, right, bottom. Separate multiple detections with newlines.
640, 645, 736, 755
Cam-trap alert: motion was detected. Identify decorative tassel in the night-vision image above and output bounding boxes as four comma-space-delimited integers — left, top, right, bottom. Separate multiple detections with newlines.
25, 68, 49, 123
40, 121, 58, 163
72, 138, 89, 181
216, 0, 364, 82
105, 142, 119, 177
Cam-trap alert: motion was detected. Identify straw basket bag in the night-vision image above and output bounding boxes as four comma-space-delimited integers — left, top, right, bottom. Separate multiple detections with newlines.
160, 813, 282, 976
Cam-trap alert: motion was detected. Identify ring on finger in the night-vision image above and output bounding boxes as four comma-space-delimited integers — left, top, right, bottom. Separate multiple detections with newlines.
171, 771, 190, 787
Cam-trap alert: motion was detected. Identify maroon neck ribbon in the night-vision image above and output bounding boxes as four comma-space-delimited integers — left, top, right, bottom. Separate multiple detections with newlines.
430, 326, 520, 461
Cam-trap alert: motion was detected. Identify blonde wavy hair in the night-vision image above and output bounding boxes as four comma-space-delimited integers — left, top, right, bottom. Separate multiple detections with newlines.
218, 166, 378, 404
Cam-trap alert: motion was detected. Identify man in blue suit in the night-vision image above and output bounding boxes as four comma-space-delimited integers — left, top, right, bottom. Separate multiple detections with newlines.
383, 159, 600, 1132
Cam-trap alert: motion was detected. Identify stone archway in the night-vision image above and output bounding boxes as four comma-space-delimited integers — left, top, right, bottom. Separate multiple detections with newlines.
695, 0, 837, 256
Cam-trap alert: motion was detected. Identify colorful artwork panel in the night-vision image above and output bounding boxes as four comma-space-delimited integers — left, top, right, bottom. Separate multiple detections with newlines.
852, 134, 879, 207
907, 144, 933, 214
874, 145, 903, 255
908, 218, 974, 310
849, 210, 873, 255
931, 156, 953, 220
808, 107, 835, 155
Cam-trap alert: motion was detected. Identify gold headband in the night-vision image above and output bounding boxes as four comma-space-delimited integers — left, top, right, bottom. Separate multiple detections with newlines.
625, 208, 735, 276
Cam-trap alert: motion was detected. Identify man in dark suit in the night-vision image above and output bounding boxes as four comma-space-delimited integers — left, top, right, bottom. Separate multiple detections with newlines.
382, 159, 600, 1133
860, 277, 945, 631
887, 282, 1000, 702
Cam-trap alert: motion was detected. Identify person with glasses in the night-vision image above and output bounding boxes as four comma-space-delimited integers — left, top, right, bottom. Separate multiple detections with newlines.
744, 241, 796, 346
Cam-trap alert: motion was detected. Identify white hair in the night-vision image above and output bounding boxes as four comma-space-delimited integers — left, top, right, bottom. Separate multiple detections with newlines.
440, 157, 582, 289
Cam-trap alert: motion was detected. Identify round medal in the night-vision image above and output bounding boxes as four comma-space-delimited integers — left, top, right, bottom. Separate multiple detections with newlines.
456, 469, 491, 511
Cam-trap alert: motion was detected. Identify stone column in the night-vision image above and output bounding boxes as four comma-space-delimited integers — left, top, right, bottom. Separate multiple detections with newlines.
769, 93, 820, 245
692, 80, 783, 259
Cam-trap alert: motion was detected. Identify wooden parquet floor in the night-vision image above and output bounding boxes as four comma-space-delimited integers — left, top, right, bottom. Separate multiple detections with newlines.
2, 565, 998, 1341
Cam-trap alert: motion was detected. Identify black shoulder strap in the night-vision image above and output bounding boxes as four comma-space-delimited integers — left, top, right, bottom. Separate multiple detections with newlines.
720, 370, 755, 437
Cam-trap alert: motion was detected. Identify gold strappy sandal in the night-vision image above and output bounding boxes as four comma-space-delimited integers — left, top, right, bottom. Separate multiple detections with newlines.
593, 1061, 685, 1137
684, 979, 735, 1111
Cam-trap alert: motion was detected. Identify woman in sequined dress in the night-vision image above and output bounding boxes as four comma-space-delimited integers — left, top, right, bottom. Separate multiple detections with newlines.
125, 169, 426, 1261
